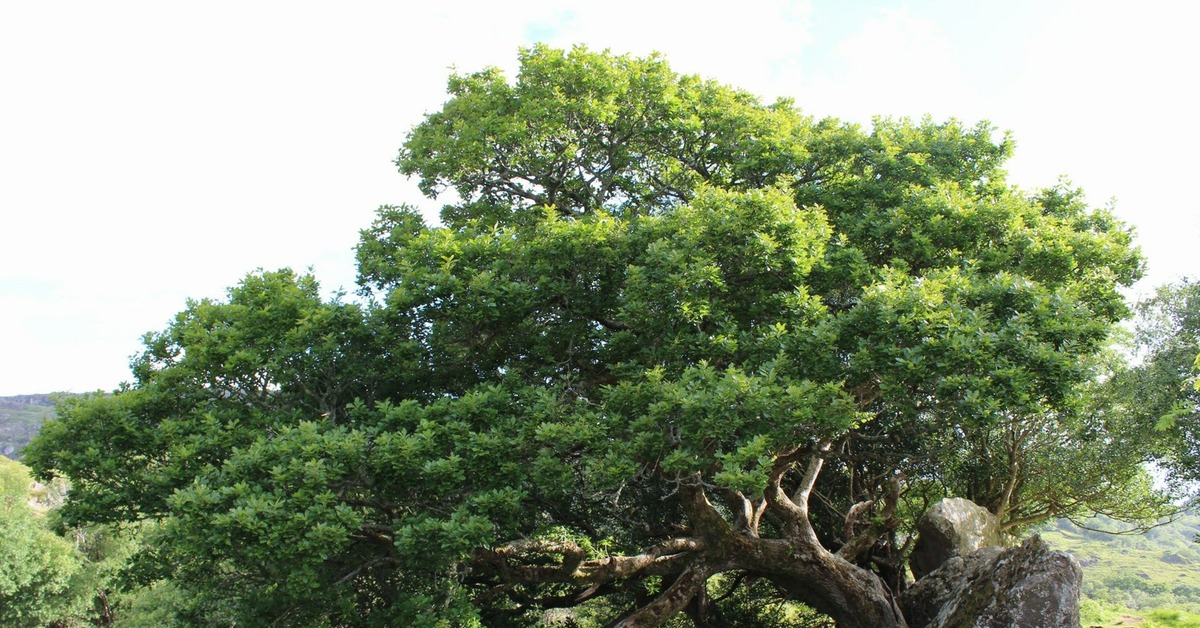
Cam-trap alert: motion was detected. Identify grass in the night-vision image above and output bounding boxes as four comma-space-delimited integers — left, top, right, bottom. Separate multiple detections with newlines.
1144, 609, 1200, 627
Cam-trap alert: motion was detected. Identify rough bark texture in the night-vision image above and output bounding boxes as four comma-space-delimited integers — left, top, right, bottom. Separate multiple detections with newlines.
900, 535, 1082, 628
761, 543, 906, 628
909, 497, 1002, 580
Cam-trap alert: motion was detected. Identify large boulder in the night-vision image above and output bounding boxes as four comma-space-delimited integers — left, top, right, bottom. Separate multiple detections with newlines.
910, 497, 1002, 580
900, 535, 1082, 628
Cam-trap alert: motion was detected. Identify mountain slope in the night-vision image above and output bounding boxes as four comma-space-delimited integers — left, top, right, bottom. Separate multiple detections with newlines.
1042, 514, 1200, 625
0, 394, 57, 459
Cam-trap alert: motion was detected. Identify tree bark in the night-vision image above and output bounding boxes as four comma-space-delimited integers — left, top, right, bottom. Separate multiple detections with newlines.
757, 542, 906, 628
613, 565, 712, 627
475, 464, 909, 627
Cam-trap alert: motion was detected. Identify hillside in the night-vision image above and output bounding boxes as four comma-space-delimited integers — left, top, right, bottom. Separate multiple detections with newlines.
1041, 514, 1200, 626
0, 394, 57, 459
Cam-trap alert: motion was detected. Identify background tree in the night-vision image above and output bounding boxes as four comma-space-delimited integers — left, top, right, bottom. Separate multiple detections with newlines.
27, 46, 1165, 626
1102, 279, 1200, 494
0, 457, 87, 627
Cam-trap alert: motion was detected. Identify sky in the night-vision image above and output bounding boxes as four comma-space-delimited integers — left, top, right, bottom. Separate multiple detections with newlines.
1, 0, 1197, 396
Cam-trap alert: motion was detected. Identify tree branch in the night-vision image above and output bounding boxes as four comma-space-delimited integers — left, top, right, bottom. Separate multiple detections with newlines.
678, 473, 733, 539
764, 442, 830, 544
836, 473, 903, 564
473, 537, 705, 589
718, 488, 758, 537
612, 564, 712, 628
592, 315, 631, 332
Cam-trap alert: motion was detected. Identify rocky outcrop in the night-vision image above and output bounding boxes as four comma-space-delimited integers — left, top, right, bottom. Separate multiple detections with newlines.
901, 498, 1082, 627
909, 497, 1002, 580
900, 535, 1082, 628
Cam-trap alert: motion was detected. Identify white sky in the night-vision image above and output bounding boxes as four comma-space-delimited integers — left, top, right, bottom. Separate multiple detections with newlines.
1, 0, 1197, 395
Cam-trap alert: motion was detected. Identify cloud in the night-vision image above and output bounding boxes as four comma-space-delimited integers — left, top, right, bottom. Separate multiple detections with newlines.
518, 0, 815, 100
799, 7, 977, 124
997, 0, 1200, 287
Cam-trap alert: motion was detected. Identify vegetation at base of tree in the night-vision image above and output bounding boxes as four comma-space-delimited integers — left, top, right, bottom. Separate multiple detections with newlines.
1, 455, 213, 627
23, 45, 1197, 626
1, 457, 99, 626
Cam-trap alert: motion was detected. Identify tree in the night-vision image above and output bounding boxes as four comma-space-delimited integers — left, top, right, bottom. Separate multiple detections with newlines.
28, 45, 1163, 626
0, 458, 87, 627
1103, 279, 1200, 493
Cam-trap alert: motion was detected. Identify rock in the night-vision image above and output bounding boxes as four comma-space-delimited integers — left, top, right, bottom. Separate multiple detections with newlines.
900, 534, 1082, 628
1161, 552, 1189, 565
909, 497, 1002, 580
900, 549, 1000, 627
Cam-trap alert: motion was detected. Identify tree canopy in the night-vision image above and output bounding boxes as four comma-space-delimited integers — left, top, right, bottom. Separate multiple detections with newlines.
26, 45, 1169, 626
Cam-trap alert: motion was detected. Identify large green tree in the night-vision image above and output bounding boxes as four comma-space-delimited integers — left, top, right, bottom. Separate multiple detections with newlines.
28, 46, 1165, 626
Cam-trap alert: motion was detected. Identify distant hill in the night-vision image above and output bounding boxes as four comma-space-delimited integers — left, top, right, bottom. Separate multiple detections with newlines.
1041, 512, 1200, 625
0, 394, 59, 459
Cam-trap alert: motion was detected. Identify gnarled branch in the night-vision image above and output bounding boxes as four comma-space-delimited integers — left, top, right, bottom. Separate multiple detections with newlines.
836, 473, 903, 563
473, 536, 705, 589
765, 441, 831, 544
613, 564, 713, 628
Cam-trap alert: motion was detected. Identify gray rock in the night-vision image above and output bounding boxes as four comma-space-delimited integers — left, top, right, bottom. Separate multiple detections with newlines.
1161, 552, 1189, 565
900, 534, 1082, 628
910, 497, 1002, 580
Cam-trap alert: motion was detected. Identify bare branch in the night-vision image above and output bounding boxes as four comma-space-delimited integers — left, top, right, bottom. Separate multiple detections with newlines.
592, 315, 631, 332
718, 488, 757, 537
763, 446, 810, 535
762, 442, 832, 545
842, 499, 877, 543
791, 441, 832, 508
473, 537, 705, 589
836, 473, 903, 563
